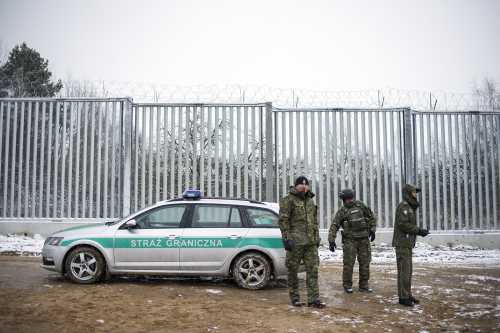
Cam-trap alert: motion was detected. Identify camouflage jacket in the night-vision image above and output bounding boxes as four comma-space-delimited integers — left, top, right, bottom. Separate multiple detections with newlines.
328, 200, 376, 242
392, 201, 420, 248
278, 188, 320, 246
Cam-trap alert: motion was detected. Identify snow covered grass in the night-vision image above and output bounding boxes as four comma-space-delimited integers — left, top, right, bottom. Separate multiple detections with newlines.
0, 234, 45, 256
319, 241, 500, 266
0, 234, 499, 266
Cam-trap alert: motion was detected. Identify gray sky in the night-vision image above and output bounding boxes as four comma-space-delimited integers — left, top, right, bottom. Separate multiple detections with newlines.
1, 0, 499, 93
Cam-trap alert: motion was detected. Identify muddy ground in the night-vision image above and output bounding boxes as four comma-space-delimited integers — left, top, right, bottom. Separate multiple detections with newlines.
0, 255, 499, 333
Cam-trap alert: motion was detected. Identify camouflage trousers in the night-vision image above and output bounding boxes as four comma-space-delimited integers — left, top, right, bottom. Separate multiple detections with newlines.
395, 247, 413, 299
342, 237, 371, 289
286, 244, 320, 303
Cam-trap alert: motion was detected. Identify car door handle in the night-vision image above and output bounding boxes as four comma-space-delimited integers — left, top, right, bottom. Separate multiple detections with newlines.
167, 235, 179, 240
228, 235, 241, 240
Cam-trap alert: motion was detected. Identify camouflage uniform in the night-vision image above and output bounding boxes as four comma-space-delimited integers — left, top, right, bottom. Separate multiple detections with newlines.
328, 200, 376, 289
393, 184, 425, 301
278, 187, 320, 304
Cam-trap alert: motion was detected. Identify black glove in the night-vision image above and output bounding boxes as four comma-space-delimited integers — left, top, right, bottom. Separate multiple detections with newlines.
283, 239, 295, 251
418, 228, 430, 237
329, 241, 336, 252
369, 231, 376, 242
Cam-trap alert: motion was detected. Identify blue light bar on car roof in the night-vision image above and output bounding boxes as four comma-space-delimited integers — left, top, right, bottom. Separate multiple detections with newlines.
182, 189, 202, 200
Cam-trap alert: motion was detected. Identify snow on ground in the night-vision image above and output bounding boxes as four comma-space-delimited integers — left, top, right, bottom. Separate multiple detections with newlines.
0, 234, 45, 255
320, 241, 500, 266
0, 234, 499, 266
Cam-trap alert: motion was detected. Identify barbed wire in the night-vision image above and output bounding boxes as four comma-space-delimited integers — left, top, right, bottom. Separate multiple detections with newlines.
53, 80, 499, 111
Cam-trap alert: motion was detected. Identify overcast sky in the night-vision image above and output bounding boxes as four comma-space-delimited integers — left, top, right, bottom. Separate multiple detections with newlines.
1, 0, 499, 93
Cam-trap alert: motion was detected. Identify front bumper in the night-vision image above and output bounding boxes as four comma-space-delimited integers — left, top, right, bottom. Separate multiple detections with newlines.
41, 244, 67, 274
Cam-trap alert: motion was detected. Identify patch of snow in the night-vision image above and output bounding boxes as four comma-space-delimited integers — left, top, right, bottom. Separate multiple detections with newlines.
0, 234, 45, 255
206, 289, 223, 295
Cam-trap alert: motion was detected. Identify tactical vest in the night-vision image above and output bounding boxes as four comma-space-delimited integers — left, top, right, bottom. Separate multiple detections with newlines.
343, 205, 369, 238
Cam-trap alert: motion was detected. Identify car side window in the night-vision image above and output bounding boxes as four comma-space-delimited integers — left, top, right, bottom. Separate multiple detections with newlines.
246, 208, 279, 228
192, 205, 242, 228
135, 205, 186, 229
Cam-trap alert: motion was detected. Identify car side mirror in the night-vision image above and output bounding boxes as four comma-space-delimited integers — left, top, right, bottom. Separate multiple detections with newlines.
124, 219, 137, 230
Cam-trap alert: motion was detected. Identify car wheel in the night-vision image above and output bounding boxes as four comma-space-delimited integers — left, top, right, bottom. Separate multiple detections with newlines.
232, 252, 271, 290
65, 246, 105, 284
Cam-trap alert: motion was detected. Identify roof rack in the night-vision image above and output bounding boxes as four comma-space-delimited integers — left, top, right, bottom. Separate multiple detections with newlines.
167, 197, 264, 204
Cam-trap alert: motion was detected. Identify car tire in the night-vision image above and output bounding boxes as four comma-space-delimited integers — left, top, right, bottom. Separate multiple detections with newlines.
65, 246, 105, 284
232, 252, 271, 290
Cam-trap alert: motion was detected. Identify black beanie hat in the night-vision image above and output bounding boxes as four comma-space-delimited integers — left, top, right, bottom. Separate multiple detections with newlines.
294, 176, 309, 186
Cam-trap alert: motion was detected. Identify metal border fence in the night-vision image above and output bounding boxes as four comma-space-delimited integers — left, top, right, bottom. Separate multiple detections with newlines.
1, 97, 499, 231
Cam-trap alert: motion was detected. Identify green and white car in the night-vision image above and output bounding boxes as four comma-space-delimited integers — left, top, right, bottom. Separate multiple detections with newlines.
41, 190, 286, 289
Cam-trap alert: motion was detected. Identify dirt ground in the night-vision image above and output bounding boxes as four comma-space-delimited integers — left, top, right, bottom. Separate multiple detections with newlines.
0, 255, 499, 333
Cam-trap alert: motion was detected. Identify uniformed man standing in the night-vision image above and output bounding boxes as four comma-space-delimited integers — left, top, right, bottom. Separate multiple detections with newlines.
393, 184, 429, 307
278, 176, 326, 308
328, 189, 376, 293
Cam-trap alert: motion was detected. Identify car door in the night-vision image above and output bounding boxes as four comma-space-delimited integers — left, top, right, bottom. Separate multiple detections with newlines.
180, 204, 249, 272
113, 204, 187, 271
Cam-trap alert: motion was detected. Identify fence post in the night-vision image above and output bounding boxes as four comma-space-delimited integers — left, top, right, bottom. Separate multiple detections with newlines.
265, 102, 275, 202
402, 108, 415, 185
121, 98, 133, 217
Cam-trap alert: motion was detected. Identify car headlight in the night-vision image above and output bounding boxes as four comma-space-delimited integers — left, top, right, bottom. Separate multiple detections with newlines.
44, 237, 64, 246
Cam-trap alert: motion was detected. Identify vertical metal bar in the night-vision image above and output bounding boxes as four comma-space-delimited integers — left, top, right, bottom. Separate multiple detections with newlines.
214, 106, 220, 197
259, 106, 264, 202
148, 106, 154, 204
104, 102, 110, 216
317, 111, 324, 228
94, 102, 102, 218
475, 115, 483, 229
60, 102, 67, 218
1, 102, 9, 216
382, 111, 389, 228
325, 112, 332, 228
440, 115, 447, 230
122, 100, 132, 216
244, 106, 249, 198
11, 101, 18, 216
67, 102, 74, 217
110, 102, 117, 216
361, 112, 367, 205
353, 112, 359, 200
390, 111, 397, 227
280, 112, 286, 198
265, 103, 275, 202
339, 112, 345, 190
470, 115, 477, 229
483, 116, 491, 229
17, 102, 25, 217
303, 111, 309, 183
88, 101, 95, 217
200, 106, 205, 194
455, 114, 462, 229
177, 106, 183, 197
433, 114, 440, 229
375, 112, 382, 227
156, 106, 161, 201
44, 102, 53, 217
490, 116, 498, 229
496, 115, 500, 229
252, 107, 257, 200
0, 102, 3, 215
296, 111, 301, 177
368, 112, 374, 212
346, 111, 352, 189
53, 102, 61, 217
236, 106, 242, 197
24, 102, 32, 217
333, 112, 339, 214
81, 101, 89, 217
192, 106, 198, 190
448, 115, 455, 229
310, 112, 316, 193
74, 102, 81, 217
288, 110, 294, 189
163, 106, 169, 199
220, 106, 225, 197
229, 106, 234, 197
419, 114, 427, 229
169, 107, 176, 199
462, 115, 470, 229
141, 105, 147, 205
426, 114, 433, 230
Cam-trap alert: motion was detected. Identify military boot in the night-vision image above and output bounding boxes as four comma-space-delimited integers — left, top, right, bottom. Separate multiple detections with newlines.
344, 287, 353, 293
409, 296, 420, 304
399, 298, 414, 307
